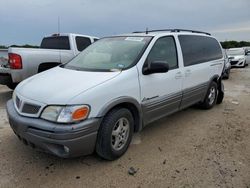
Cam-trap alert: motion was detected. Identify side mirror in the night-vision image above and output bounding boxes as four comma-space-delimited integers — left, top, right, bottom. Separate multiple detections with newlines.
143, 61, 169, 75
246, 51, 250, 56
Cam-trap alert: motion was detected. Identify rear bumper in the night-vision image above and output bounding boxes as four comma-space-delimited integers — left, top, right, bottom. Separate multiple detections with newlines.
6, 100, 101, 158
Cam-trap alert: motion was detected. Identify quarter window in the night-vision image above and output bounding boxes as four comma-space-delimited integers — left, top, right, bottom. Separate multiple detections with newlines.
178, 35, 223, 66
147, 36, 178, 70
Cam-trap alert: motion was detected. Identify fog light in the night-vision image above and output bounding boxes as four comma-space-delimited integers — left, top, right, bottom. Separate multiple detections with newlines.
64, 146, 70, 153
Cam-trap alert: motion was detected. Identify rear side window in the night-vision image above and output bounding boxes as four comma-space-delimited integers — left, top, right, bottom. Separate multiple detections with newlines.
178, 35, 223, 66
40, 36, 70, 50
76, 37, 91, 51
147, 36, 178, 70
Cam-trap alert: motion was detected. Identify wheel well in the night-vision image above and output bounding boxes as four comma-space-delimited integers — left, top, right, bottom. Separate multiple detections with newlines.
38, 62, 61, 73
211, 75, 220, 85
211, 75, 222, 92
212, 77, 218, 84
105, 102, 141, 133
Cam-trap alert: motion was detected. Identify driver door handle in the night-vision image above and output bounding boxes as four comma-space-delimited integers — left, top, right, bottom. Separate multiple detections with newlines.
185, 69, 192, 77
175, 72, 182, 79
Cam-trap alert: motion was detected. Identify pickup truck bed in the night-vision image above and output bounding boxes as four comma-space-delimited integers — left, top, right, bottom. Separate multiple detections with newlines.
0, 33, 98, 89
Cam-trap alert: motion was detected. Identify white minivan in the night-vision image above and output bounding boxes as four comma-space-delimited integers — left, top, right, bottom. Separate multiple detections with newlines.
7, 29, 225, 160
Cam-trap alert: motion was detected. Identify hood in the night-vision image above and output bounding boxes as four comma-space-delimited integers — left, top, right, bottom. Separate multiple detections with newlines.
228, 55, 245, 60
16, 67, 121, 104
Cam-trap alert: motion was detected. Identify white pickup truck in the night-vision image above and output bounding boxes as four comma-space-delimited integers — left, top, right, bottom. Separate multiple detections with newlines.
0, 33, 98, 89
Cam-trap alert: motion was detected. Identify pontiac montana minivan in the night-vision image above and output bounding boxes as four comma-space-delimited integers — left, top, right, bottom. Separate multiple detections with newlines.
7, 29, 225, 160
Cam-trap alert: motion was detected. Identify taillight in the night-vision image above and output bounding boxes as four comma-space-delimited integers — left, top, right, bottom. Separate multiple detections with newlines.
9, 53, 22, 69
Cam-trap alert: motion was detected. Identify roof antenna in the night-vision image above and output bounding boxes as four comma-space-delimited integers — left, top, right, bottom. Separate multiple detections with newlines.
146, 27, 148, 34
58, 16, 61, 35
57, 16, 62, 64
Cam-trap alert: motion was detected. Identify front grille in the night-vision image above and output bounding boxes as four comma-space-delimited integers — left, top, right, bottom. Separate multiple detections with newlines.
22, 103, 41, 114
15, 95, 41, 115
230, 61, 238, 65
16, 96, 21, 109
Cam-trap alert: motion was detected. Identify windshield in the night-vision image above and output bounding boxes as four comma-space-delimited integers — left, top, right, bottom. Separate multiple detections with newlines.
64, 36, 152, 71
227, 49, 245, 56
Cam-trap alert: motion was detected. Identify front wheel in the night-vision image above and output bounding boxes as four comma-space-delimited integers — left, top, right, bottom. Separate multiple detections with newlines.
200, 82, 218, 109
96, 108, 134, 160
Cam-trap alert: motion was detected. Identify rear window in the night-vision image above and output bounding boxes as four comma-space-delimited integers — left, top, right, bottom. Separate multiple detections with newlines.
178, 35, 223, 66
40, 36, 70, 50
75, 37, 92, 51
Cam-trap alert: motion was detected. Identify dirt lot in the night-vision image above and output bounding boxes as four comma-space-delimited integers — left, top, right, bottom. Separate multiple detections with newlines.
0, 67, 250, 188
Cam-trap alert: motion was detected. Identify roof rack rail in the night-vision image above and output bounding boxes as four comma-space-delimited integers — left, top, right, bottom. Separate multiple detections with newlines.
133, 29, 211, 36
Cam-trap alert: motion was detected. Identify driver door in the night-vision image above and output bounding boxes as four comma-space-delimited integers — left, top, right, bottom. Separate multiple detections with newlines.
138, 36, 183, 125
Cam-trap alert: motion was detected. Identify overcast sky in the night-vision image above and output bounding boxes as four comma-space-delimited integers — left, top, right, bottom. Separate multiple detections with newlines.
0, 0, 250, 45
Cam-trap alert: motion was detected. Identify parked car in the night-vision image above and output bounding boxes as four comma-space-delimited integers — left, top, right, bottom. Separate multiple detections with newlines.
6, 29, 225, 160
222, 50, 231, 79
0, 33, 98, 89
226, 48, 247, 68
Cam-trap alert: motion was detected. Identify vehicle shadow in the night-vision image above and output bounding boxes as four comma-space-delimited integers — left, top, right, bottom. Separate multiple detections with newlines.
0, 90, 13, 107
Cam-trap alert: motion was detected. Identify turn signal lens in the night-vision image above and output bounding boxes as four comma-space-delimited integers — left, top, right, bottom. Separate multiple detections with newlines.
72, 107, 89, 121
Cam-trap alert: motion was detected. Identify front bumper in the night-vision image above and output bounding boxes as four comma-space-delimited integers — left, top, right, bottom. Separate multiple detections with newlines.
230, 59, 245, 67
6, 100, 101, 158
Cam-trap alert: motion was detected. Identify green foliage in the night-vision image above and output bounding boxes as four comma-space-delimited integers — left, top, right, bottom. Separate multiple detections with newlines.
0, 45, 7, 49
10, 44, 39, 48
0, 44, 39, 49
1, 41, 250, 50
221, 41, 250, 49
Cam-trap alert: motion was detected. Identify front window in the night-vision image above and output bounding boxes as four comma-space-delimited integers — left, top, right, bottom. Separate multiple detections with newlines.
147, 36, 178, 70
64, 36, 152, 71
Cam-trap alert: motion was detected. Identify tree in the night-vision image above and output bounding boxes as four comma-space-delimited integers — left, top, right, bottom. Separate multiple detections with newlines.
0, 45, 7, 49
221, 41, 250, 49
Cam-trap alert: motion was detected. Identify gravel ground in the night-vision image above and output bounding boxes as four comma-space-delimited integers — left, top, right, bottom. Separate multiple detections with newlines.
0, 67, 250, 188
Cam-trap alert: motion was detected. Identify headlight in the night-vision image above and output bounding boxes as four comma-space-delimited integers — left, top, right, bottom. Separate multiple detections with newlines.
41, 105, 90, 123
238, 58, 245, 61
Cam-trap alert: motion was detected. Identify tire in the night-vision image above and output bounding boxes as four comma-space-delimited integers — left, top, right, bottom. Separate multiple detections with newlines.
200, 81, 218, 109
224, 75, 229, 79
7, 83, 17, 90
224, 70, 230, 79
96, 107, 134, 160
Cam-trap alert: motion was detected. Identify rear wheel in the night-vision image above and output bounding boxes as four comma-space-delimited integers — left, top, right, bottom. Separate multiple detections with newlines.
96, 107, 134, 160
200, 82, 218, 109
224, 69, 230, 79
